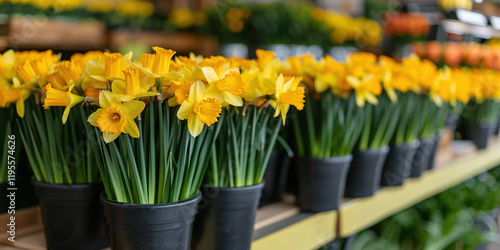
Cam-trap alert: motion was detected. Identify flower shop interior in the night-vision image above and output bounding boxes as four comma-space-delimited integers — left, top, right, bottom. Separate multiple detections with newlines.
2, 0, 500, 249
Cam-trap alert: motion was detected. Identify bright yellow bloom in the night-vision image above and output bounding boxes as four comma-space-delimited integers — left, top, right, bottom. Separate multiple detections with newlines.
111, 67, 157, 98
86, 52, 132, 86
88, 91, 145, 143
55, 60, 82, 84
152, 47, 176, 76
347, 74, 381, 107
14, 61, 37, 84
202, 66, 245, 106
44, 84, 86, 124
166, 80, 192, 106
269, 74, 305, 125
177, 81, 222, 137
0, 88, 20, 107
0, 50, 15, 80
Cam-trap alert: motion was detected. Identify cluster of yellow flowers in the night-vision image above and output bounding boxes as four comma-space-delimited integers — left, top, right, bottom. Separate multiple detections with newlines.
168, 8, 207, 29
312, 8, 382, 46
2, 0, 154, 18
281, 52, 498, 108
0, 48, 305, 143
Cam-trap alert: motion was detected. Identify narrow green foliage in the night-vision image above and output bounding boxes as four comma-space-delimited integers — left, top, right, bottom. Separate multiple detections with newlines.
462, 98, 500, 124
207, 106, 281, 187
97, 101, 222, 204
394, 92, 430, 145
359, 93, 400, 151
292, 92, 365, 158
17, 98, 100, 184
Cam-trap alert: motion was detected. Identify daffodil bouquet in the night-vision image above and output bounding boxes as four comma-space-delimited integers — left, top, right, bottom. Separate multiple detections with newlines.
461, 69, 500, 124
285, 54, 370, 158
206, 50, 305, 187
0, 49, 104, 184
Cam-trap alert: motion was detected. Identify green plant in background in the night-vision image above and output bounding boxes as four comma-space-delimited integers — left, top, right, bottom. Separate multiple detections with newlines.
420, 101, 449, 139
353, 167, 500, 250
207, 106, 281, 187
89, 101, 222, 204
17, 99, 100, 184
293, 93, 366, 158
358, 93, 399, 151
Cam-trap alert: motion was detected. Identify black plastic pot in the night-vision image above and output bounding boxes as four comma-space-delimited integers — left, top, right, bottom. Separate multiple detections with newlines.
467, 121, 496, 150
445, 113, 460, 132
380, 140, 420, 187
410, 138, 435, 178
101, 192, 200, 250
344, 147, 389, 198
192, 183, 264, 250
33, 180, 109, 250
260, 151, 290, 207
495, 119, 500, 136
427, 132, 443, 171
295, 155, 352, 212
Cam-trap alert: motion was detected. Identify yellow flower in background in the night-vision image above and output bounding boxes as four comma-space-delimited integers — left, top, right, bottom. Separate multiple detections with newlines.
13, 61, 37, 84
55, 60, 83, 85
88, 91, 145, 143
269, 74, 305, 125
117, 0, 154, 18
0, 50, 16, 81
169, 8, 195, 29
177, 81, 222, 137
44, 84, 86, 123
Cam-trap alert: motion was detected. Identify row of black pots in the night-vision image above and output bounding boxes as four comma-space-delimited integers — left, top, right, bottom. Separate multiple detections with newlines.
291, 132, 443, 213
33, 179, 263, 250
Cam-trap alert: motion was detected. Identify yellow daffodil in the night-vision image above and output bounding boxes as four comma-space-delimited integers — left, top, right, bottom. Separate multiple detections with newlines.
177, 80, 222, 137
88, 91, 145, 143
347, 74, 382, 107
202, 66, 245, 106
111, 67, 157, 99
269, 74, 305, 125
85, 52, 133, 87
44, 84, 86, 123
0, 86, 31, 117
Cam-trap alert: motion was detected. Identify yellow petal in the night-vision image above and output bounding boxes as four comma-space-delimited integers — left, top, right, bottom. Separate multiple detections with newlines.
356, 94, 365, 107
223, 92, 243, 106
121, 100, 146, 118
124, 117, 140, 138
177, 101, 194, 120
365, 93, 379, 105
189, 81, 206, 103
202, 67, 219, 84
103, 132, 120, 143
85, 60, 105, 77
99, 91, 121, 108
187, 113, 204, 137
111, 79, 126, 95
88, 110, 100, 126
347, 76, 361, 88
16, 98, 25, 118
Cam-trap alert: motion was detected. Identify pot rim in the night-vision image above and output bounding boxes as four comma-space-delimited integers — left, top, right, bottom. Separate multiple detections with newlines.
200, 182, 264, 191
295, 154, 353, 162
100, 191, 201, 208
356, 145, 390, 154
32, 177, 102, 190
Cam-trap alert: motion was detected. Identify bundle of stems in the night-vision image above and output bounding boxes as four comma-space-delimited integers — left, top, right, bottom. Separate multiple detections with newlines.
292, 92, 365, 158
207, 106, 281, 187
358, 93, 400, 151
420, 101, 450, 139
462, 99, 500, 123
393, 92, 429, 145
1, 106, 19, 183
88, 98, 222, 204
17, 98, 100, 184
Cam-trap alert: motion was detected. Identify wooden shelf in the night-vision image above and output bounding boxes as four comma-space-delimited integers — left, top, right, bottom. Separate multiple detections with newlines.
338, 141, 500, 238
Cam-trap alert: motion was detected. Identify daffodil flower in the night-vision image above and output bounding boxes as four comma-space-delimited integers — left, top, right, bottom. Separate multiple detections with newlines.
111, 67, 157, 99
347, 74, 381, 107
269, 74, 305, 125
202, 66, 245, 106
88, 91, 145, 143
0, 87, 30, 117
44, 84, 86, 123
85, 52, 133, 87
177, 80, 222, 137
